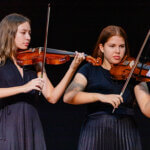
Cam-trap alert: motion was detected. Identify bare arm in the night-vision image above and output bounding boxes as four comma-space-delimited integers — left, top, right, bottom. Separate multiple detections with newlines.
39, 52, 85, 104
63, 73, 123, 107
0, 86, 25, 98
39, 67, 79, 104
0, 78, 44, 99
134, 82, 150, 118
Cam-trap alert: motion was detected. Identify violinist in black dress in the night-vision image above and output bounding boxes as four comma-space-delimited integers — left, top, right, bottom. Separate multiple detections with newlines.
0, 13, 84, 150
64, 25, 150, 150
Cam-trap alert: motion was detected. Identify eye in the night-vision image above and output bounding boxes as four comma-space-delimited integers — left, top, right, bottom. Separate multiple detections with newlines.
109, 44, 115, 47
21, 32, 26, 34
120, 45, 125, 48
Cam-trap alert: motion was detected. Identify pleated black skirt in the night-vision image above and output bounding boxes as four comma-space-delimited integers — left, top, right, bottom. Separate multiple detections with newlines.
0, 102, 46, 150
78, 112, 142, 150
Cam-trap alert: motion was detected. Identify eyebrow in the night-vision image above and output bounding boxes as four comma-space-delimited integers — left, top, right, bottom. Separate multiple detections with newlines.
19, 29, 31, 32
108, 42, 125, 45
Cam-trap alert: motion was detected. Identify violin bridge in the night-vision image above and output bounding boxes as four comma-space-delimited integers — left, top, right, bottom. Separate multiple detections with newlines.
129, 60, 135, 68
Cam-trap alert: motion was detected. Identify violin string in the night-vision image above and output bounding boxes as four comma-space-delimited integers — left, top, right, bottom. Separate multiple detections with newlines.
40, 47, 75, 56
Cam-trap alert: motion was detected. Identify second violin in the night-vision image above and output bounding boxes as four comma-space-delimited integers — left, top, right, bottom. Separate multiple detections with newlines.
110, 56, 150, 82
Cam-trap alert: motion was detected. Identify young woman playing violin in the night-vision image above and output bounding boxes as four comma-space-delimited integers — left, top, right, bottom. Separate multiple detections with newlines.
0, 13, 84, 150
64, 25, 150, 150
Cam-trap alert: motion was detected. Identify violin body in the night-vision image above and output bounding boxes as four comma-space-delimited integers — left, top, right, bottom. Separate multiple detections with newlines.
110, 57, 150, 81
17, 48, 70, 66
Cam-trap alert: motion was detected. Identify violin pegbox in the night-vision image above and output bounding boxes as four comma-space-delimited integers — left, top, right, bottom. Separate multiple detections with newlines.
85, 56, 102, 66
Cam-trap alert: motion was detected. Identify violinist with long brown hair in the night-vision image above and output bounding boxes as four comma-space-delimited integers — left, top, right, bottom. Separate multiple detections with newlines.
0, 13, 85, 150
64, 25, 150, 150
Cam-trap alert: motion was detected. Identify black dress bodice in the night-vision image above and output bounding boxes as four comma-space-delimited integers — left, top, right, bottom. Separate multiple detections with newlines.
78, 63, 137, 115
0, 59, 37, 106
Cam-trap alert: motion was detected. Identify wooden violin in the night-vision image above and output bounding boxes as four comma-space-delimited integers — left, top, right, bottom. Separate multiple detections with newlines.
16, 47, 102, 66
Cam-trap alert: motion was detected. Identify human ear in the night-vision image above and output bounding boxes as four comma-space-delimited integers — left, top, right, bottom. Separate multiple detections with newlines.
99, 44, 104, 53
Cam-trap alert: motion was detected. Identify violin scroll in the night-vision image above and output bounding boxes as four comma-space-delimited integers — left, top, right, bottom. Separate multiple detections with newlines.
85, 56, 102, 66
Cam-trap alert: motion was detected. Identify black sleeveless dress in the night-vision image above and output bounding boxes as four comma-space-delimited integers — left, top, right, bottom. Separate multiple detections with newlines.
77, 63, 142, 150
0, 59, 46, 150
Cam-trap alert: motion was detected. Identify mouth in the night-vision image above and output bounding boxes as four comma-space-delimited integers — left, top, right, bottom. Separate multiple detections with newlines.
24, 43, 29, 46
113, 56, 120, 60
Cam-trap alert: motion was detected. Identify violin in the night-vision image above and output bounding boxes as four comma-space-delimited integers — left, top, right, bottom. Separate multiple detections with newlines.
110, 56, 150, 82
16, 47, 102, 66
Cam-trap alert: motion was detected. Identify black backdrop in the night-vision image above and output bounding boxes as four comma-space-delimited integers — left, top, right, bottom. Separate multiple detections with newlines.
0, 0, 150, 150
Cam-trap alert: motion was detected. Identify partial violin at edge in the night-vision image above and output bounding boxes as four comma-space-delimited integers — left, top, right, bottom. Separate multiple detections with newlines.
110, 56, 150, 82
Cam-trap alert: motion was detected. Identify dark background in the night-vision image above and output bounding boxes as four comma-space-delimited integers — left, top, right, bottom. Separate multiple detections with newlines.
0, 0, 150, 150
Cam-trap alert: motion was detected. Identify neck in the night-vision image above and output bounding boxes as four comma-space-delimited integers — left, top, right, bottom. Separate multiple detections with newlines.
101, 60, 111, 70
12, 56, 19, 67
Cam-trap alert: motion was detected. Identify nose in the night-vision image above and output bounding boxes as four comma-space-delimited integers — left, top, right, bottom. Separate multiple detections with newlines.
115, 46, 120, 53
26, 33, 31, 41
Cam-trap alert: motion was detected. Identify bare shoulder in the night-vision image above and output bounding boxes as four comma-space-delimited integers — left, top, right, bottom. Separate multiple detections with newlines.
74, 73, 87, 84
65, 73, 87, 93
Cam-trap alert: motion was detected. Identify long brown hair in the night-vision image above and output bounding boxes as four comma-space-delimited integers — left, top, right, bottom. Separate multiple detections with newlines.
92, 25, 130, 61
0, 13, 30, 65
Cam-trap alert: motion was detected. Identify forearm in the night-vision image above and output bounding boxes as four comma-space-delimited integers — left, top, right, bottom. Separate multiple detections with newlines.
64, 91, 100, 105
37, 53, 84, 103
0, 86, 24, 98
41, 67, 76, 104
51, 67, 76, 100
51, 52, 85, 102
64, 88, 123, 107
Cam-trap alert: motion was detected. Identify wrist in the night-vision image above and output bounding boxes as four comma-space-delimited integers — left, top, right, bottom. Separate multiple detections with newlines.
69, 64, 78, 72
95, 93, 104, 102
19, 85, 26, 93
